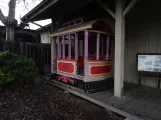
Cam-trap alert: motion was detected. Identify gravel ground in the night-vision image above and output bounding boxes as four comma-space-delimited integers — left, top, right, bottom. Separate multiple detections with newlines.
0, 83, 124, 120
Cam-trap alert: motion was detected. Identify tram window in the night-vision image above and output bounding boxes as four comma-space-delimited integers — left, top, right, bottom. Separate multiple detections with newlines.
109, 38, 114, 58
56, 44, 58, 58
56, 43, 60, 58
71, 39, 75, 58
88, 33, 97, 59
64, 23, 69, 28
88, 34, 111, 60
64, 38, 69, 59
76, 19, 82, 24
100, 36, 106, 59
65, 44, 68, 58
78, 32, 84, 57
59, 39, 62, 58
70, 21, 75, 26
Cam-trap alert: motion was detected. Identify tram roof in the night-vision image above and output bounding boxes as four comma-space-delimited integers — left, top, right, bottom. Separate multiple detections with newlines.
50, 20, 113, 37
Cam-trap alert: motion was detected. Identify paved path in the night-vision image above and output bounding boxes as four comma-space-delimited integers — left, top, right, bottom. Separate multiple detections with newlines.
48, 78, 161, 120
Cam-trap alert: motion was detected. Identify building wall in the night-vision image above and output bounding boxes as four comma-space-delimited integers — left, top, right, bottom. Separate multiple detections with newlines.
40, 31, 50, 43
125, 0, 161, 88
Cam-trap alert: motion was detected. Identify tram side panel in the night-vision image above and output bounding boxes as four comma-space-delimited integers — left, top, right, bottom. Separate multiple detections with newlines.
84, 60, 113, 82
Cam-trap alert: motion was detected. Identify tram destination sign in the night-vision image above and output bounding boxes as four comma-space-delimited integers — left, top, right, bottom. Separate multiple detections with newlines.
137, 53, 161, 74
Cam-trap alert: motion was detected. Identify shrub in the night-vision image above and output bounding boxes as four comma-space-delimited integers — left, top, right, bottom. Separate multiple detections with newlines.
0, 70, 14, 85
11, 55, 39, 84
0, 50, 10, 58
0, 51, 39, 85
0, 50, 9, 67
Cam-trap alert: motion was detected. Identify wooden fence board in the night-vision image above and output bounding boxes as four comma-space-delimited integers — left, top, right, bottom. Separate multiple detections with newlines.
0, 40, 51, 74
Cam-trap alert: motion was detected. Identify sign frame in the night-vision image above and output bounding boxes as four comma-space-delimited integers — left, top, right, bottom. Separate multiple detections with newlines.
136, 53, 161, 77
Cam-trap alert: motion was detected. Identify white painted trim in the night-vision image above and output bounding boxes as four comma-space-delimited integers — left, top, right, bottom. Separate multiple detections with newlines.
96, 0, 115, 19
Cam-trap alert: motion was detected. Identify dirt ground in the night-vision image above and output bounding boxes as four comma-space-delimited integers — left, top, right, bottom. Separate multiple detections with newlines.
0, 83, 124, 120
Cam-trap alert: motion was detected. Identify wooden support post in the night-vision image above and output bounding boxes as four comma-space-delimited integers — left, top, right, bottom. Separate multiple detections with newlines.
75, 33, 78, 60
114, 0, 125, 97
68, 34, 71, 59
96, 33, 100, 60
84, 31, 88, 61
106, 36, 110, 60
62, 36, 65, 59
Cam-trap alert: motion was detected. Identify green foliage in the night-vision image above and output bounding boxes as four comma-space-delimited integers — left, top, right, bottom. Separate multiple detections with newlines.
0, 51, 39, 85
0, 70, 14, 85
11, 55, 39, 83
0, 50, 9, 58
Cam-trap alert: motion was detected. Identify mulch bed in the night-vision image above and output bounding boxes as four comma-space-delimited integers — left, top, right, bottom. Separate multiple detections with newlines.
0, 83, 124, 120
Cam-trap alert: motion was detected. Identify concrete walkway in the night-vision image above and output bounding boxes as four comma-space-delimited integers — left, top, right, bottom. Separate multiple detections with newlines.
45, 77, 161, 120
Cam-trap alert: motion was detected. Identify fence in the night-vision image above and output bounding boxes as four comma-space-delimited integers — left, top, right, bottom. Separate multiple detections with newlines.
0, 40, 51, 74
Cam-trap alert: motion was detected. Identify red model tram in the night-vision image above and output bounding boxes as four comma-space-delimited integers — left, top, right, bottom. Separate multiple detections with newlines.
50, 19, 114, 93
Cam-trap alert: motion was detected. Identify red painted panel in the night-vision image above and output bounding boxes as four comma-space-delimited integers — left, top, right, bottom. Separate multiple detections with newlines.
90, 65, 112, 75
58, 62, 74, 74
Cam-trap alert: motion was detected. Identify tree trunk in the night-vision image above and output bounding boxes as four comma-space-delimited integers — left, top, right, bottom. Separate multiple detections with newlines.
0, 0, 16, 42
3, 26, 15, 51
8, 0, 16, 21
5, 26, 15, 41
6, 0, 16, 42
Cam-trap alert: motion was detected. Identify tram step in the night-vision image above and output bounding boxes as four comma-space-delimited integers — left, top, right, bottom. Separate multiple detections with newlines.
84, 79, 114, 93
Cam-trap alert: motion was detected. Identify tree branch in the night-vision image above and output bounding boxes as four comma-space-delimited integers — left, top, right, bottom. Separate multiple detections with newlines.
22, 0, 30, 11
0, 8, 7, 25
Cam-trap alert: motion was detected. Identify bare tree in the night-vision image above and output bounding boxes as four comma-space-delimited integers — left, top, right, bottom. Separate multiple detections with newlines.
0, 0, 41, 42
0, 0, 17, 41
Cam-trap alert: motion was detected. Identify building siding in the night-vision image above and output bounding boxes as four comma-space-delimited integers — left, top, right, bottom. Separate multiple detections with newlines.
125, 0, 161, 88
40, 31, 50, 43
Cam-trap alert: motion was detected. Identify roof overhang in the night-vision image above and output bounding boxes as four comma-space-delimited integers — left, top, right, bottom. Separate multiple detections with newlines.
21, 0, 58, 22
21, 0, 95, 22
21, 0, 136, 23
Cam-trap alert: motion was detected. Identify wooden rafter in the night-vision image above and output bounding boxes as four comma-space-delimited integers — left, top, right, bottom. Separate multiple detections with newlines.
123, 0, 141, 17
96, 0, 115, 19
31, 21, 43, 28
